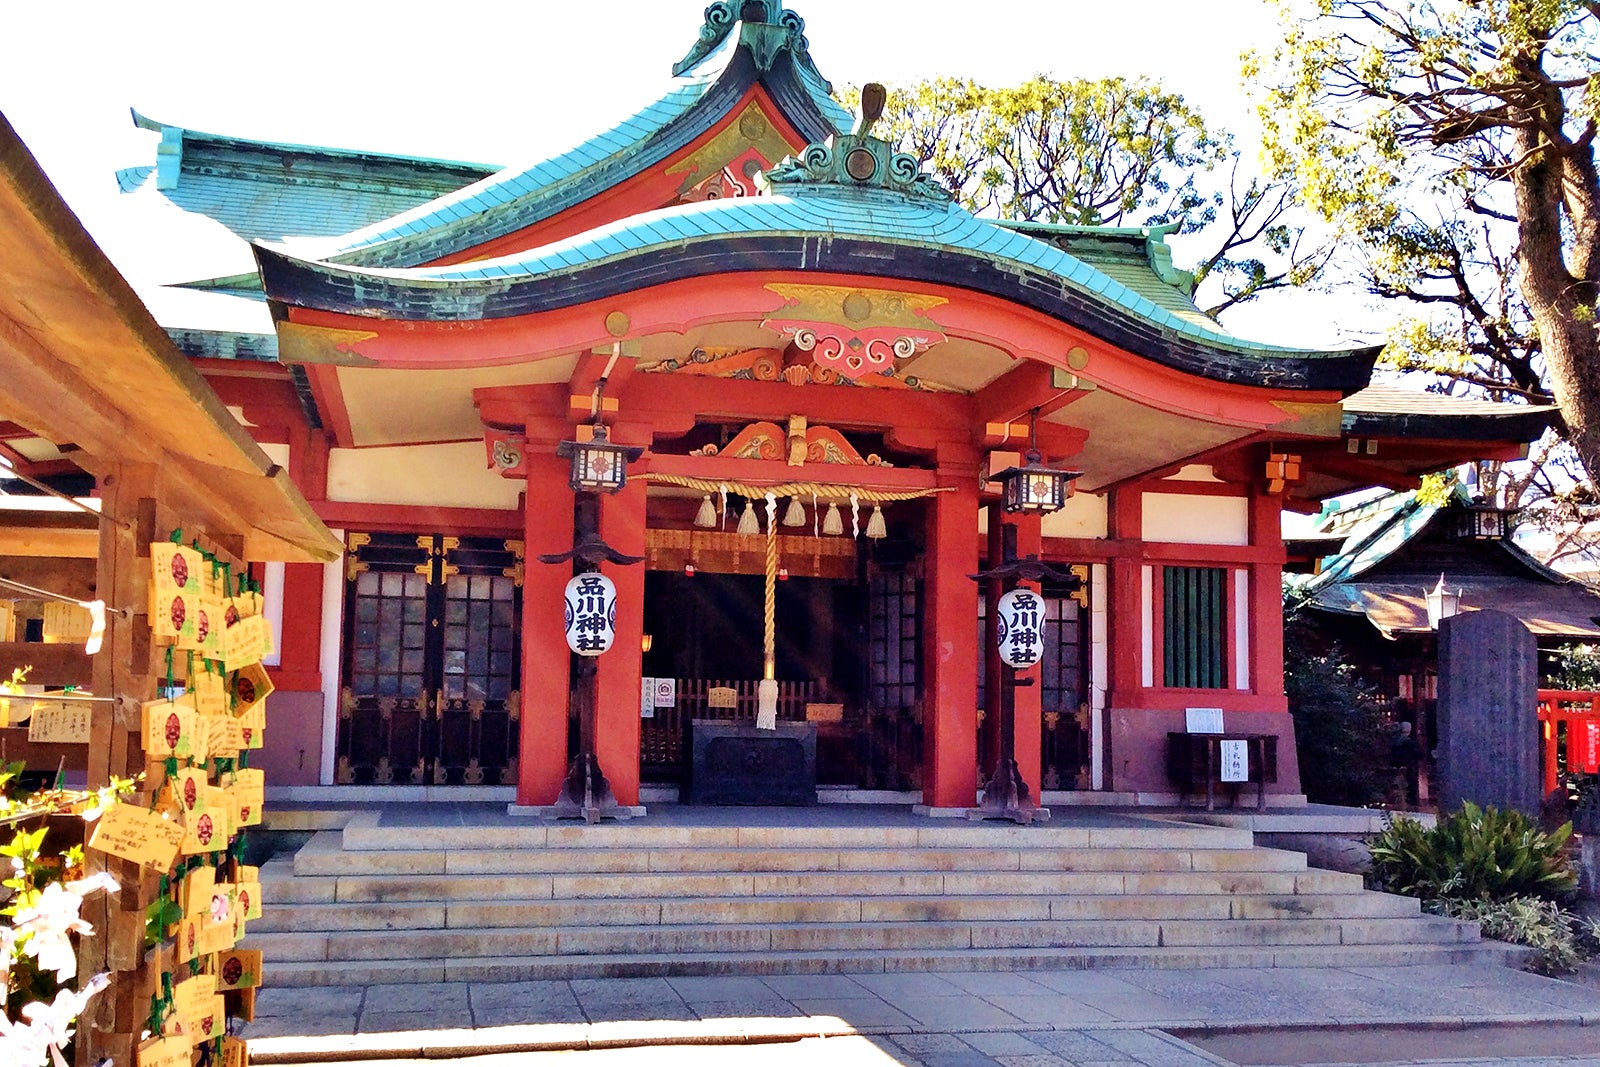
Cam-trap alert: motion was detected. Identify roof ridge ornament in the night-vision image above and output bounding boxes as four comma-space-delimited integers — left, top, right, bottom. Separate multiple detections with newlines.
672, 1, 829, 91
760, 83, 954, 205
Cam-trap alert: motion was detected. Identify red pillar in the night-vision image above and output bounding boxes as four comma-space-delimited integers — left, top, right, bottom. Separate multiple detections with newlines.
1105, 488, 1144, 709
595, 475, 646, 807
1010, 512, 1044, 794
1249, 489, 1287, 705
923, 459, 980, 809
981, 507, 1004, 771
1104, 488, 1143, 791
518, 454, 574, 807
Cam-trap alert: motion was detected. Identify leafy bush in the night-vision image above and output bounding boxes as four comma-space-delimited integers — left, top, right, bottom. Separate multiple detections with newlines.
1368, 803, 1577, 902
1429, 896, 1585, 975
1549, 642, 1600, 690
1283, 612, 1390, 806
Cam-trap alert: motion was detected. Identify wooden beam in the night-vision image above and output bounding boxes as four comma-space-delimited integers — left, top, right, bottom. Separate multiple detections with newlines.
1306, 453, 1424, 493
0, 525, 98, 557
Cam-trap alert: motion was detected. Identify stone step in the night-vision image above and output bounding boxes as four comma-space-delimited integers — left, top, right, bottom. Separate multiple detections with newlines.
250, 889, 1421, 934
292, 836, 1308, 877
336, 820, 1255, 853
248, 914, 1477, 964
258, 940, 1519, 986
301, 866, 1361, 903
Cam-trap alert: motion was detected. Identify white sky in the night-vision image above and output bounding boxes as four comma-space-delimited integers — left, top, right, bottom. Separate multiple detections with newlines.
0, 0, 1365, 346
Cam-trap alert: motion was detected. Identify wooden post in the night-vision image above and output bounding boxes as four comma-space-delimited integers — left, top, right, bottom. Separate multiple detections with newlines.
921, 458, 980, 809
595, 475, 646, 807
80, 462, 159, 1065
1010, 512, 1044, 792
518, 458, 575, 806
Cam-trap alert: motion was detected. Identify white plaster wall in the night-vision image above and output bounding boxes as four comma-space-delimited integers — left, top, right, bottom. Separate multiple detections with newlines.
975, 492, 1108, 539
1165, 464, 1223, 482
1141, 493, 1249, 546
1042, 492, 1107, 539
326, 443, 521, 510
261, 562, 284, 667
1234, 568, 1251, 691
260, 442, 291, 470
318, 533, 345, 786
1140, 564, 1154, 688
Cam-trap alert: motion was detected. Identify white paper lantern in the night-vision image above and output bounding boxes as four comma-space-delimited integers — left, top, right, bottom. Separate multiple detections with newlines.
564, 572, 618, 656
995, 588, 1045, 669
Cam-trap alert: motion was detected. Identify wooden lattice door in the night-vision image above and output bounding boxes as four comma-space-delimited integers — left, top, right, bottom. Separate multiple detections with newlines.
1039, 576, 1092, 790
337, 532, 523, 786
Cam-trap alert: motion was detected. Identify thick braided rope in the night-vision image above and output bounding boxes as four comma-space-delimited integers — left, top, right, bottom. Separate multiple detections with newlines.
642, 473, 951, 503
763, 493, 778, 680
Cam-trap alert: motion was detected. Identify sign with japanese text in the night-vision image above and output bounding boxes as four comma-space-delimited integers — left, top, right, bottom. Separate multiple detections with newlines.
88, 802, 184, 871
564, 573, 617, 656
995, 588, 1044, 669
27, 698, 93, 744
1583, 721, 1600, 774
1219, 739, 1250, 782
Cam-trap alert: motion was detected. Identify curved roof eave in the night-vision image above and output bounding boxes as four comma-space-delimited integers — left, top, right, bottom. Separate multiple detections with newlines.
304, 35, 844, 272
255, 194, 1376, 393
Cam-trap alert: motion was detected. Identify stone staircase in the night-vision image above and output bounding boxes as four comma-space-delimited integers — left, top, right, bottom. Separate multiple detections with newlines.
250, 810, 1506, 986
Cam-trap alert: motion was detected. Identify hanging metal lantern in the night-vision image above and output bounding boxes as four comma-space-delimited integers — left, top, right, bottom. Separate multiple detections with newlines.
557, 424, 642, 494
564, 572, 618, 656
995, 449, 1079, 514
995, 587, 1045, 668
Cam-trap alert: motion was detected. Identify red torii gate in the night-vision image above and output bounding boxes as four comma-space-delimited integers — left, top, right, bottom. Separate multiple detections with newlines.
1539, 689, 1600, 797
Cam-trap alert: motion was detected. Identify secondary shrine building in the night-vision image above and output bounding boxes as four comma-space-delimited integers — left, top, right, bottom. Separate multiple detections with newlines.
97, 2, 1547, 810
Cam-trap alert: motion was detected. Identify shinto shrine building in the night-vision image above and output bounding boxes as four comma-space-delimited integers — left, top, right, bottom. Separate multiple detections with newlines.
72, 2, 1550, 811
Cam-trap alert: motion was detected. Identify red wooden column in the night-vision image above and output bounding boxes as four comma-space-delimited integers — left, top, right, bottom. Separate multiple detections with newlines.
1248, 489, 1287, 707
518, 453, 575, 807
981, 507, 1004, 770
1104, 488, 1143, 789
922, 452, 981, 809
595, 470, 647, 807
1010, 511, 1044, 794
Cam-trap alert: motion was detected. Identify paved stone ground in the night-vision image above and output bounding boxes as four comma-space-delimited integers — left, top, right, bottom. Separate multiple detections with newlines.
243, 962, 1600, 1066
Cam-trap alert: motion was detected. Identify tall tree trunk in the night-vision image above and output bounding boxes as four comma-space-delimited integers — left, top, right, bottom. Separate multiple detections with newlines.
1512, 107, 1600, 486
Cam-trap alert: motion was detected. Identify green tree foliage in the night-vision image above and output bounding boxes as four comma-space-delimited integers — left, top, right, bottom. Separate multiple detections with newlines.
1283, 612, 1390, 806
1253, 1, 1600, 509
855, 77, 1329, 317
1369, 802, 1577, 901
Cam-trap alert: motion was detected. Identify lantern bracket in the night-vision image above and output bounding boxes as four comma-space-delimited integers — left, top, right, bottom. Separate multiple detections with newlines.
969, 553, 1080, 587
537, 540, 645, 567
537, 495, 645, 567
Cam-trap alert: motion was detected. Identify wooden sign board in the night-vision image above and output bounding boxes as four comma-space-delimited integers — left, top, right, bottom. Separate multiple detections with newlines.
707, 686, 737, 709
216, 947, 262, 991
27, 698, 93, 743
88, 802, 184, 871
137, 1035, 192, 1067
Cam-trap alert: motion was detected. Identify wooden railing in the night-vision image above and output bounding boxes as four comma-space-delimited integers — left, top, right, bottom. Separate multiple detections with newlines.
1538, 689, 1600, 795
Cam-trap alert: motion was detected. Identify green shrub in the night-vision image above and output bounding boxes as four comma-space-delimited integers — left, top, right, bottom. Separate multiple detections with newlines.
1368, 802, 1577, 902
1283, 612, 1389, 807
1429, 896, 1583, 975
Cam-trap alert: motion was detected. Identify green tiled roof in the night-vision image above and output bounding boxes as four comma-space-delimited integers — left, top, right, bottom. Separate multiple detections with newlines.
126, 111, 498, 242
314, 18, 849, 270
375, 189, 1298, 355
1000, 221, 1217, 332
